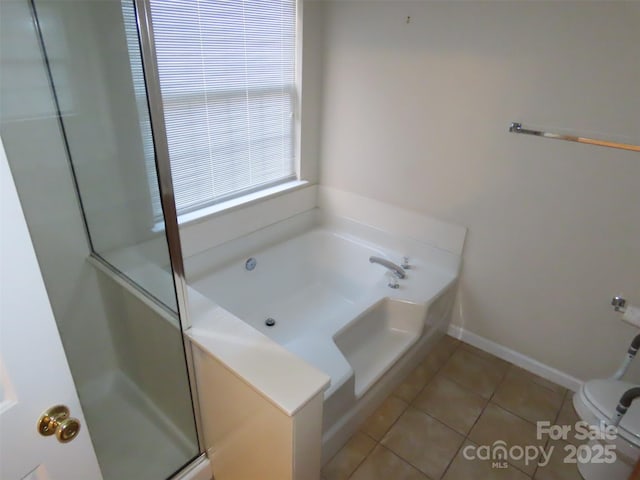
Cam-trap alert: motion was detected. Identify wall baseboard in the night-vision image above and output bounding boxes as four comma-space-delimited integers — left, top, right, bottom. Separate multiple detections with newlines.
447, 324, 583, 392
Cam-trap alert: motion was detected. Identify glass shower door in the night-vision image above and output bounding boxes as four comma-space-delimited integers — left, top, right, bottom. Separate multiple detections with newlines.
0, 1, 200, 478
36, 0, 179, 311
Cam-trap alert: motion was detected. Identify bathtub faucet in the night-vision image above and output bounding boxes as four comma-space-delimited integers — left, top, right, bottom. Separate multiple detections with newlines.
369, 256, 406, 279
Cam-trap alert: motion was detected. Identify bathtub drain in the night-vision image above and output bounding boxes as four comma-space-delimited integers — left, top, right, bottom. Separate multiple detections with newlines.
265, 318, 276, 327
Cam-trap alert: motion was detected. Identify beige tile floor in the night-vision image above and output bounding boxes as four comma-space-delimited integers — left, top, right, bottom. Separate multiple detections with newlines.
322, 335, 584, 480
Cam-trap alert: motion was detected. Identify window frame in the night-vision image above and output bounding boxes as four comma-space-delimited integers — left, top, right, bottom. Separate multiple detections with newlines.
148, 0, 304, 221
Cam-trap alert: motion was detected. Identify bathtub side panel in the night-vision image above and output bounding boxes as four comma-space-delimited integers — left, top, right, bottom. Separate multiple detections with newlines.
425, 280, 458, 331
292, 392, 323, 480
191, 343, 294, 480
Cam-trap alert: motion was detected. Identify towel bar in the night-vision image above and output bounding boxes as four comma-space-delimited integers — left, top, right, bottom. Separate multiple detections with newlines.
509, 122, 640, 153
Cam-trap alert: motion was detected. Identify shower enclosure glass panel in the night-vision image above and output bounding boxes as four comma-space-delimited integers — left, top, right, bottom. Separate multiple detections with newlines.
36, 0, 177, 312
0, 1, 200, 479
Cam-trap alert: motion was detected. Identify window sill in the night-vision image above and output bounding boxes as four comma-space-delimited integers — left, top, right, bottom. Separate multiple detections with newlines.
153, 180, 310, 232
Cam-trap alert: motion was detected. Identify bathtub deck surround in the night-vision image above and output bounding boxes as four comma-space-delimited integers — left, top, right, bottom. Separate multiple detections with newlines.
186, 291, 327, 479
188, 213, 460, 398
321, 335, 580, 480
186, 287, 330, 417
183, 197, 466, 478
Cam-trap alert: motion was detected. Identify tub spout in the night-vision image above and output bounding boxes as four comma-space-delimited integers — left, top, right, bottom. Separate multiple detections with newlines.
369, 256, 406, 279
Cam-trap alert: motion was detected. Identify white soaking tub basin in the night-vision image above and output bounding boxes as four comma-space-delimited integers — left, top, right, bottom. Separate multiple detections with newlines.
185, 209, 462, 455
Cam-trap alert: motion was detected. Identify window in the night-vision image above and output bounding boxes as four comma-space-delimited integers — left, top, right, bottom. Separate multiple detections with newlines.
148, 0, 298, 216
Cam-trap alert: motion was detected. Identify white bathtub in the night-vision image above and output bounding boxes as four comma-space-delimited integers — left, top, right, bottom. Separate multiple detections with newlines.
185, 209, 461, 459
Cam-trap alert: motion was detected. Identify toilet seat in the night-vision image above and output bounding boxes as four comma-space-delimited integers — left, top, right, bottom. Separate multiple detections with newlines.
574, 379, 640, 459
572, 379, 640, 479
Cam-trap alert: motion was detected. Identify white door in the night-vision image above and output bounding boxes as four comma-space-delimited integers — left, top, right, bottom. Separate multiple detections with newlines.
0, 141, 103, 480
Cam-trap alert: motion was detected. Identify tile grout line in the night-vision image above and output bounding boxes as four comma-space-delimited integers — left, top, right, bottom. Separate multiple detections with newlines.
385, 338, 462, 435
485, 366, 541, 479
480, 360, 565, 479
344, 436, 376, 480
439, 362, 518, 480
440, 353, 513, 479
440, 340, 566, 478
485, 360, 565, 429
373, 444, 434, 480
412, 340, 563, 478
345, 339, 462, 479
323, 431, 377, 479
395, 342, 474, 479
341, 337, 569, 480
439, 346, 559, 479
532, 388, 575, 479
408, 339, 462, 403
459, 341, 570, 397
395, 340, 488, 479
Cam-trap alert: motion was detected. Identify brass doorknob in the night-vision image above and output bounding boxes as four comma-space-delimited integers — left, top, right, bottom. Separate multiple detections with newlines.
37, 405, 81, 443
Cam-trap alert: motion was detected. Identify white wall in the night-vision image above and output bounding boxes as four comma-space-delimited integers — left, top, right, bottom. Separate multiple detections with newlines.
300, 0, 326, 183
315, 0, 640, 381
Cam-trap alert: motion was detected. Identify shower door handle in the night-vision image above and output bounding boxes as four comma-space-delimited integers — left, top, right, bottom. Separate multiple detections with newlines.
37, 405, 81, 443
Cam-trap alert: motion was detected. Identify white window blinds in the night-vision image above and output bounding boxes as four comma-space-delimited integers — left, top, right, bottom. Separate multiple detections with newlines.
148, 0, 298, 215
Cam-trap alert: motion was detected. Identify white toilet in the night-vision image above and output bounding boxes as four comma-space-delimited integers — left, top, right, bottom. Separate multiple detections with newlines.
573, 378, 640, 479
